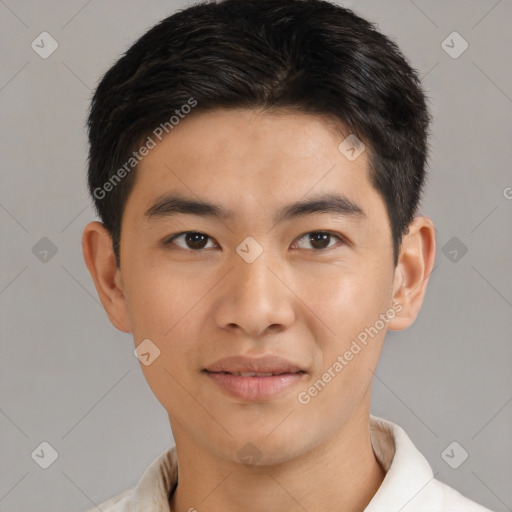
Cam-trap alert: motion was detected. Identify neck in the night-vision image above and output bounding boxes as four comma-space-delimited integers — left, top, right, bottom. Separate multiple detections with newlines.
168, 406, 385, 512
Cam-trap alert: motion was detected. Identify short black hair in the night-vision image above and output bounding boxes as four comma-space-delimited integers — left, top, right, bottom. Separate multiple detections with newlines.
86, 0, 432, 268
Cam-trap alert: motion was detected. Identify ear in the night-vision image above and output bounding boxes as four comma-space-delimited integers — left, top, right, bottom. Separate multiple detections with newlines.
387, 216, 436, 331
82, 221, 132, 333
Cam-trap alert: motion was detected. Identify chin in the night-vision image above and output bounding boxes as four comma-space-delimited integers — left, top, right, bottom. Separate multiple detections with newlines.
218, 429, 307, 467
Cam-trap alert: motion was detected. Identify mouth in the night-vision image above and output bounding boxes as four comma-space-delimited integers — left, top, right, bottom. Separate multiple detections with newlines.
204, 370, 306, 377
202, 354, 307, 401
203, 354, 306, 375
203, 368, 306, 401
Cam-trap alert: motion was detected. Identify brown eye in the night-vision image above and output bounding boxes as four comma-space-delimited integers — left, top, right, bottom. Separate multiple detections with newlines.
293, 231, 344, 251
166, 232, 215, 250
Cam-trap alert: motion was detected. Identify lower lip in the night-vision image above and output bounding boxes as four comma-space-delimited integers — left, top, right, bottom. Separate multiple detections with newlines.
205, 371, 305, 401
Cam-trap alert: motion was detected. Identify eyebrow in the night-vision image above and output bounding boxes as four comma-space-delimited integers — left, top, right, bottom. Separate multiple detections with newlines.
144, 192, 366, 224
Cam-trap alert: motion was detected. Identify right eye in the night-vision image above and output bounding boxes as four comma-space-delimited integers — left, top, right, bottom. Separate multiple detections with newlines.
163, 231, 218, 251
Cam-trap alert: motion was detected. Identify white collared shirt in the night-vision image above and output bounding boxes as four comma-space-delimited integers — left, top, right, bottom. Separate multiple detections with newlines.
86, 415, 495, 511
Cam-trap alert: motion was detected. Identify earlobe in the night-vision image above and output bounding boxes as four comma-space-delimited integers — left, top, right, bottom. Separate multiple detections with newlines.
387, 216, 436, 331
82, 221, 132, 333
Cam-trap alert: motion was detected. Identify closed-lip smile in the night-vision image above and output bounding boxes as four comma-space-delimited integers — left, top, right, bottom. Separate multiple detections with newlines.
203, 355, 307, 401
204, 354, 306, 375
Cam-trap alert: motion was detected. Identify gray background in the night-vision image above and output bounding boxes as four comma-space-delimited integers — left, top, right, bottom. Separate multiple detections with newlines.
0, 0, 511, 510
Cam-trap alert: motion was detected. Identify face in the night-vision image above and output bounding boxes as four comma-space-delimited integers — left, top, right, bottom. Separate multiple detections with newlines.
113, 109, 403, 463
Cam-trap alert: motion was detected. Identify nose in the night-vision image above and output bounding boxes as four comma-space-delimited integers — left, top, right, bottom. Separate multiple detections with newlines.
213, 250, 295, 337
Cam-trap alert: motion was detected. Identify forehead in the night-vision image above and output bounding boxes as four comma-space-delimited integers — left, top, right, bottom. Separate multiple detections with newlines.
126, 108, 384, 224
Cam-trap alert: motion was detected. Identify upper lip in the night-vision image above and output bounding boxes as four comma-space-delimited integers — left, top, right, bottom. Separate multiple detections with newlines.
204, 355, 305, 374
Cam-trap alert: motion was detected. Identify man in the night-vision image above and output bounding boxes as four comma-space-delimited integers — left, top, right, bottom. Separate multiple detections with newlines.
81, 0, 495, 510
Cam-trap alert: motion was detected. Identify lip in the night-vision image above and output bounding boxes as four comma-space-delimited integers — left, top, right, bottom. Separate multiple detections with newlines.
204, 354, 305, 374
204, 371, 305, 401
203, 355, 307, 401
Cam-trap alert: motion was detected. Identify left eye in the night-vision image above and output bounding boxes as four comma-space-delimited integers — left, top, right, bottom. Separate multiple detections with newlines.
293, 231, 345, 251
164, 231, 344, 251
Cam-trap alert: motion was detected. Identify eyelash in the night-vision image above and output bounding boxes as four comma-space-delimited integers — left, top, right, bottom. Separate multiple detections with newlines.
163, 230, 347, 253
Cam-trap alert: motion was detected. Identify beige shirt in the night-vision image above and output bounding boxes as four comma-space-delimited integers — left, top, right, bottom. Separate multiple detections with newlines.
86, 415, 495, 512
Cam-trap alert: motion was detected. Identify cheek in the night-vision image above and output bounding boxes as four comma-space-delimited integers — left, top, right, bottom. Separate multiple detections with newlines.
303, 259, 392, 392
133, 314, 199, 421
123, 258, 192, 340
123, 259, 207, 405
295, 289, 389, 435
304, 258, 393, 337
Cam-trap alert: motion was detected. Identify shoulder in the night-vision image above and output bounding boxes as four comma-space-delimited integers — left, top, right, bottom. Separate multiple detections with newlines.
429, 477, 496, 512
368, 415, 496, 512
84, 488, 134, 512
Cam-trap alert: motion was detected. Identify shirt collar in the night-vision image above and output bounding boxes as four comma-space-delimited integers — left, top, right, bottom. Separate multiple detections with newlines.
130, 415, 434, 511
365, 415, 434, 510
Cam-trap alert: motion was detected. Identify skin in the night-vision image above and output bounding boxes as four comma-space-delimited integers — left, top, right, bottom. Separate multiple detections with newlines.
82, 108, 436, 512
